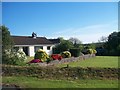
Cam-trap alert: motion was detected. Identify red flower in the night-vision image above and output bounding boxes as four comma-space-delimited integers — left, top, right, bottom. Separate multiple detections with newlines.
29, 59, 42, 63
51, 54, 62, 60
58, 56, 62, 60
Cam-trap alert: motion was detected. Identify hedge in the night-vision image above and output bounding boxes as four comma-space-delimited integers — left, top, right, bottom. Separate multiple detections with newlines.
69, 48, 81, 57
2, 65, 119, 80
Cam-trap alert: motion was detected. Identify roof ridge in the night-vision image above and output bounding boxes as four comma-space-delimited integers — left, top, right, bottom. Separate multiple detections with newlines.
11, 35, 46, 38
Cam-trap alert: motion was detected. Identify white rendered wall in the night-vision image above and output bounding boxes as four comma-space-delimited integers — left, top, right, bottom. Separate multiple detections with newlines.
29, 46, 34, 57
43, 45, 54, 55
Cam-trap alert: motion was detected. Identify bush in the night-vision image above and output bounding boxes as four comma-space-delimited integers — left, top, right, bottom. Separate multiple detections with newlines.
51, 54, 62, 60
69, 48, 81, 57
29, 59, 42, 63
93, 49, 97, 54
34, 49, 49, 62
61, 51, 71, 58
4, 50, 27, 65
87, 49, 93, 54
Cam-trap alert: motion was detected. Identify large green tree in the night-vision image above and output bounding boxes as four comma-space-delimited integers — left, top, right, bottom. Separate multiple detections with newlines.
1, 25, 13, 50
53, 38, 74, 54
105, 31, 120, 55
1, 25, 14, 64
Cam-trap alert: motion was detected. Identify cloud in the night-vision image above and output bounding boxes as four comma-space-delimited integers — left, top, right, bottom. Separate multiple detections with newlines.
47, 20, 118, 44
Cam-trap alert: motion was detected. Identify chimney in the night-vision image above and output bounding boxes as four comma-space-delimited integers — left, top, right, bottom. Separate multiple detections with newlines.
32, 32, 37, 39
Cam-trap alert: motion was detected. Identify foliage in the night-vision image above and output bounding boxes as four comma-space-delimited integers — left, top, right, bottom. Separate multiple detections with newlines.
61, 51, 71, 58
98, 36, 108, 43
69, 48, 81, 57
69, 37, 82, 45
1, 25, 14, 64
51, 54, 62, 60
55, 39, 74, 53
1, 25, 14, 50
88, 43, 96, 49
34, 49, 49, 62
4, 50, 27, 65
105, 31, 120, 56
87, 49, 97, 54
29, 59, 42, 63
93, 49, 97, 54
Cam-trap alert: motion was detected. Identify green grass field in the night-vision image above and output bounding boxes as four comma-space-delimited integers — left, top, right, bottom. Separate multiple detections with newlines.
2, 76, 118, 88
56, 56, 118, 68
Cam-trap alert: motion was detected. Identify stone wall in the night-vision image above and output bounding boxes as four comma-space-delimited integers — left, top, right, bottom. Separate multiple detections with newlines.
39, 54, 95, 66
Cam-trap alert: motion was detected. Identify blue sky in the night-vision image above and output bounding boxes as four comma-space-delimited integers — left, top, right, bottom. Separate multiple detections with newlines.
2, 2, 118, 43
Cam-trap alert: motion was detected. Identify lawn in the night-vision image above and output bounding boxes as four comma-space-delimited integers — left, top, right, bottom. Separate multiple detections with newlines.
56, 56, 118, 68
2, 76, 118, 88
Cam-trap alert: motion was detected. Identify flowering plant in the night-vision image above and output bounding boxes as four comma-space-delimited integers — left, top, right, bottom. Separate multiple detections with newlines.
34, 49, 49, 62
29, 59, 42, 63
4, 49, 27, 65
61, 51, 71, 58
51, 54, 62, 60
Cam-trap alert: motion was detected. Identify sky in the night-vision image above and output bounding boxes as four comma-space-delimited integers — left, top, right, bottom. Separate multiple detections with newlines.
2, 2, 118, 44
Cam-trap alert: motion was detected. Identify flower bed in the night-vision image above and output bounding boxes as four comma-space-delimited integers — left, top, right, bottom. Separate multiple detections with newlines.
29, 59, 42, 63
51, 54, 62, 60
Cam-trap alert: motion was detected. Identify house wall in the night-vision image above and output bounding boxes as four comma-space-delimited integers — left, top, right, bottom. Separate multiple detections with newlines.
43, 45, 54, 55
14, 45, 55, 57
29, 46, 34, 57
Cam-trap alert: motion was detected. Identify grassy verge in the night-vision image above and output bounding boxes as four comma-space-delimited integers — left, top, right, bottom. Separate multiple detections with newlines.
56, 56, 118, 68
2, 76, 118, 88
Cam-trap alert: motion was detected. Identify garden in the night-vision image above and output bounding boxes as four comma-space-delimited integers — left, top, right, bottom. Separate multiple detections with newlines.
1, 25, 119, 89
2, 48, 119, 89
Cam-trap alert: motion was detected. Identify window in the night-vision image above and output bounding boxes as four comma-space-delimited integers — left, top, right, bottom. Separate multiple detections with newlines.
47, 46, 51, 50
34, 46, 43, 52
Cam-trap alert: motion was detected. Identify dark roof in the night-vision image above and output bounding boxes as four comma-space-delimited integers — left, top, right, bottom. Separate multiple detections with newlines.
48, 39, 60, 44
12, 36, 54, 45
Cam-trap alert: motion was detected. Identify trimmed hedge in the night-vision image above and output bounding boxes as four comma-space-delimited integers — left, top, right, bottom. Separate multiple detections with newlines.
69, 48, 81, 57
2, 65, 119, 80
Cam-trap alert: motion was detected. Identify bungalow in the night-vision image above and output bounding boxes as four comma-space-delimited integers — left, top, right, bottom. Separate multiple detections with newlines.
12, 32, 60, 57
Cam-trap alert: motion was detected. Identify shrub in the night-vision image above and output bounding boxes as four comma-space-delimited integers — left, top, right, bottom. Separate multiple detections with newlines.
87, 49, 97, 54
4, 50, 27, 65
69, 48, 81, 57
82, 49, 88, 54
58, 56, 62, 60
29, 59, 42, 63
51, 54, 62, 60
87, 49, 93, 54
61, 51, 71, 58
93, 49, 97, 54
34, 49, 49, 62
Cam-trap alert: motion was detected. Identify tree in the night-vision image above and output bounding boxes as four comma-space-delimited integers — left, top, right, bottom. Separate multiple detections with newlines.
1, 25, 14, 64
105, 31, 120, 55
1, 25, 14, 50
88, 43, 96, 49
53, 38, 74, 54
69, 37, 82, 45
69, 37, 82, 48
98, 36, 108, 43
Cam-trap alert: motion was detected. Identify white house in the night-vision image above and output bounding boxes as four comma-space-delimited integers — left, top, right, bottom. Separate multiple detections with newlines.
12, 33, 60, 57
